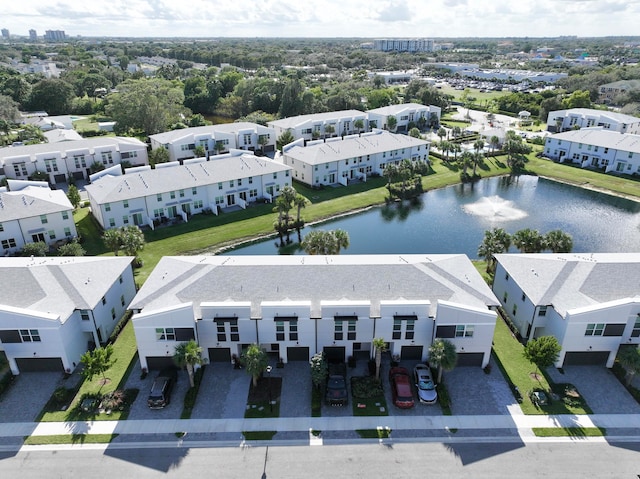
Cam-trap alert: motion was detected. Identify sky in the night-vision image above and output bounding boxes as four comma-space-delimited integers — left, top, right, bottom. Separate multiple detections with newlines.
2, 0, 639, 39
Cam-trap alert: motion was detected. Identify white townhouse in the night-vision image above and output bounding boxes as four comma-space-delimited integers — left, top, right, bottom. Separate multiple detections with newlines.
546, 108, 640, 134
544, 128, 640, 176
0, 137, 148, 185
268, 110, 369, 143
84, 151, 293, 230
0, 256, 136, 374
0, 182, 77, 255
598, 79, 640, 104
148, 122, 276, 164
129, 254, 500, 371
366, 103, 441, 132
281, 130, 430, 187
493, 253, 640, 368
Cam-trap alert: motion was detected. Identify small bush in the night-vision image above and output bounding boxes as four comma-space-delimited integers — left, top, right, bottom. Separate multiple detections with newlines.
311, 385, 322, 417
0, 370, 15, 398
437, 382, 451, 412
182, 366, 205, 417
101, 390, 126, 411
351, 376, 383, 399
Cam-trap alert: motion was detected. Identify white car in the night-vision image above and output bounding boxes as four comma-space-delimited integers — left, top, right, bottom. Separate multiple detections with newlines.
413, 364, 437, 404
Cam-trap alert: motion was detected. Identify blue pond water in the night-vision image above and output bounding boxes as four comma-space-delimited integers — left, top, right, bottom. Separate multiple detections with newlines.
226, 176, 640, 257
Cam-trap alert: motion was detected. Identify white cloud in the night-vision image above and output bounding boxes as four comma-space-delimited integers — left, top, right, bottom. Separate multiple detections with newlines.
2, 0, 640, 37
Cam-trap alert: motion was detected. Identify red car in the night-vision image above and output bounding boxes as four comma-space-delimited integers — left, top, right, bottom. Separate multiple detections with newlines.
389, 366, 415, 409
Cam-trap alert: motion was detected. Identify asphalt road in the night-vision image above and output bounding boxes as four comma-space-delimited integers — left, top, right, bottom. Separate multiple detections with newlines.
1, 439, 639, 478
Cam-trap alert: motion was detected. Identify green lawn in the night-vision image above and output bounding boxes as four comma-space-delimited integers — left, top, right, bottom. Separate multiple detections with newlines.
23, 434, 118, 445
532, 427, 606, 437
492, 318, 591, 415
39, 321, 139, 422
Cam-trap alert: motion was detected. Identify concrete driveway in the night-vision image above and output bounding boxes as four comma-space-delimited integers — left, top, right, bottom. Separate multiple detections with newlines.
0, 372, 81, 423
546, 366, 640, 415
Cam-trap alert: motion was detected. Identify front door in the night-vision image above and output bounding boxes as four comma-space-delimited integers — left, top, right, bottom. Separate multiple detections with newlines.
167, 206, 177, 218
32, 233, 45, 243
181, 203, 191, 215
239, 191, 247, 202
133, 213, 143, 226
227, 194, 235, 206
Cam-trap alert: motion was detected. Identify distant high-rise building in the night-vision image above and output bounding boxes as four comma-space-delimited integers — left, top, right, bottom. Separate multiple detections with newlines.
1, 28, 9, 40
44, 30, 66, 42
29, 29, 37, 41
374, 39, 434, 53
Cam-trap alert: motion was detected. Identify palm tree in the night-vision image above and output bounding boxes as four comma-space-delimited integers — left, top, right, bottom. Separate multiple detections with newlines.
386, 115, 398, 132
293, 193, 308, 243
173, 340, 203, 388
458, 151, 473, 178
544, 230, 573, 253
354, 118, 365, 134
383, 163, 399, 192
241, 343, 268, 388
301, 229, 350, 255
513, 228, 545, 253
472, 139, 485, 176
276, 130, 295, 151
477, 228, 511, 272
373, 337, 387, 380
489, 135, 500, 154
436, 127, 447, 143
451, 143, 461, 162
429, 338, 457, 383
440, 140, 452, 162
324, 124, 335, 138
102, 228, 122, 256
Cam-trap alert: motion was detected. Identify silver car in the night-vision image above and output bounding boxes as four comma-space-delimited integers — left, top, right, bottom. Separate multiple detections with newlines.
414, 364, 437, 404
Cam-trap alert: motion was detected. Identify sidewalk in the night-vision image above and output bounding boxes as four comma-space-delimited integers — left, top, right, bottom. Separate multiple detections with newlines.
1, 413, 639, 439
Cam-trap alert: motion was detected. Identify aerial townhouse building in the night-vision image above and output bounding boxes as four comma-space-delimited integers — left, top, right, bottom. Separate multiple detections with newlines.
0, 137, 148, 185
148, 122, 276, 164
0, 181, 77, 255
84, 151, 292, 230
281, 129, 430, 187
129, 254, 500, 371
493, 253, 640, 368
546, 108, 640, 134
0, 256, 136, 374
268, 110, 369, 144
544, 127, 640, 175
366, 103, 441, 133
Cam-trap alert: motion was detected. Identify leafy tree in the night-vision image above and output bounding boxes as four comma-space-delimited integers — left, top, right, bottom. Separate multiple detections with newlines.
27, 78, 75, 115
173, 340, 204, 388
90, 161, 105, 174
523, 336, 561, 371
386, 115, 398, 132
276, 130, 295, 152
241, 343, 268, 388
472, 139, 485, 177
503, 131, 532, 171
513, 228, 545, 253
429, 338, 457, 383
279, 77, 303, 118
436, 127, 447, 142
58, 240, 85, 256
544, 230, 573, 253
309, 352, 328, 390
373, 337, 387, 380
105, 78, 186, 135
0, 94, 19, 123
562, 89, 592, 109
120, 225, 145, 257
103, 228, 122, 255
302, 229, 350, 255
194, 145, 206, 158
477, 228, 512, 272
149, 147, 170, 166
409, 127, 421, 138
617, 346, 640, 386
81, 344, 116, 384
354, 119, 365, 134
66, 184, 81, 209
489, 135, 500, 154
22, 242, 48, 257
324, 124, 335, 138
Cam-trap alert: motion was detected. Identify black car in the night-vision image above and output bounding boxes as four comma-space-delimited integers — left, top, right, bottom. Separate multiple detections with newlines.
325, 362, 348, 406
147, 367, 177, 409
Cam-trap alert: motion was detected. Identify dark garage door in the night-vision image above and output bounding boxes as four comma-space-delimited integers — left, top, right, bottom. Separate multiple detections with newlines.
208, 347, 231, 363
400, 345, 423, 360
287, 347, 310, 361
322, 346, 345, 363
564, 351, 609, 366
456, 352, 484, 367
15, 357, 64, 372
53, 174, 67, 184
146, 356, 177, 371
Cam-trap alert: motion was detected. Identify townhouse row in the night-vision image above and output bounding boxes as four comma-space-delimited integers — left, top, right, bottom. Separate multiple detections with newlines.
0, 253, 637, 376
546, 108, 640, 134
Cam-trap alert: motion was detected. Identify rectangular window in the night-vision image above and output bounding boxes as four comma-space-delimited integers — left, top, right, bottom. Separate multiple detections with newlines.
273, 172, 278, 179
66, 226, 73, 236
109, 218, 115, 227
48, 230, 56, 240
61, 211, 69, 220
80, 310, 90, 321
40, 215, 48, 224
248, 177, 253, 184
120, 295, 125, 306
455, 324, 475, 338
276, 321, 285, 341
194, 200, 203, 209
123, 200, 129, 208
111, 307, 116, 320
102, 296, 106, 305
521, 293, 526, 302
585, 323, 605, 336
218, 182, 223, 190
156, 327, 176, 341
392, 318, 402, 340
230, 320, 239, 342
334, 321, 343, 341
157, 194, 162, 202
105, 203, 111, 212
216, 319, 240, 342
405, 319, 415, 340
632, 317, 640, 338
538, 306, 547, 317
512, 304, 517, 315
347, 320, 356, 340
20, 329, 41, 342
289, 320, 298, 341
122, 215, 129, 225
192, 187, 197, 195
2, 239, 16, 249
170, 191, 176, 199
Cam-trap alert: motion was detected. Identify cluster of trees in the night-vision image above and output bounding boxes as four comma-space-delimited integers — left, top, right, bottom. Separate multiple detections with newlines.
102, 225, 146, 263
301, 229, 350, 255
21, 239, 85, 257
272, 186, 308, 246
478, 227, 574, 272
383, 159, 431, 200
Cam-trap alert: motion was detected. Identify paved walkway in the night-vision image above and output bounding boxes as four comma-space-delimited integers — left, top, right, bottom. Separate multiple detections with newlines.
1, 413, 639, 439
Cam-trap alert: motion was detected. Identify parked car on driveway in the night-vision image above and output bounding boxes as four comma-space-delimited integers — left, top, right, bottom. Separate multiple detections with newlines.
147, 367, 177, 409
326, 362, 348, 406
413, 364, 438, 404
389, 366, 414, 409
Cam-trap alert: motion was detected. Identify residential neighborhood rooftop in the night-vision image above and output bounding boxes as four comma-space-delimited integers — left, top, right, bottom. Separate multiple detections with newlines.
148, 122, 267, 144
0, 136, 146, 161
494, 253, 640, 316
0, 186, 72, 222
268, 110, 366, 129
548, 127, 640, 153
130, 254, 499, 318
366, 102, 437, 116
0, 256, 134, 321
552, 108, 640, 124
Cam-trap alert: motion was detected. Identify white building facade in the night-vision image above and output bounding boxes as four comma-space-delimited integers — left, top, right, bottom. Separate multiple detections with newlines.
85, 151, 293, 230
0, 182, 77, 255
268, 110, 369, 144
366, 103, 441, 132
149, 122, 277, 164
493, 253, 640, 368
0, 256, 136, 374
0, 137, 148, 185
281, 130, 430, 187
130, 255, 500, 371
546, 108, 640, 134
544, 128, 640, 175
